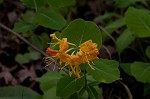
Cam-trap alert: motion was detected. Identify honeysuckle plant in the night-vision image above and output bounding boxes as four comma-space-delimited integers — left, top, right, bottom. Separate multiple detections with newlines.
37, 19, 120, 98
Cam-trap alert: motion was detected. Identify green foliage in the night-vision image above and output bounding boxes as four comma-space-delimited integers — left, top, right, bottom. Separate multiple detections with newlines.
120, 63, 132, 75
56, 75, 85, 97
13, 21, 34, 33
113, 0, 143, 8
36, 72, 65, 99
86, 86, 99, 99
36, 71, 62, 92
43, 87, 60, 99
93, 12, 120, 24
131, 62, 150, 83
20, 0, 45, 8
0, 86, 42, 99
102, 18, 125, 38
46, 0, 75, 9
125, 7, 150, 37
15, 49, 41, 64
7, 0, 150, 98
35, 11, 66, 30
105, 18, 125, 33
116, 29, 135, 53
84, 59, 120, 83
61, 19, 102, 49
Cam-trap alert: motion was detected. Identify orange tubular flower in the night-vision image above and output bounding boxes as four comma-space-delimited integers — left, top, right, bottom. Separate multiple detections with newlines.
78, 40, 99, 69
46, 33, 99, 78
46, 48, 58, 57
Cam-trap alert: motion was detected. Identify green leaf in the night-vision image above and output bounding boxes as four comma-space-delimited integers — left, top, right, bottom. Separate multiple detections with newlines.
93, 12, 120, 24
61, 19, 102, 49
86, 86, 99, 99
46, 0, 75, 9
36, 71, 62, 92
146, 46, 150, 60
15, 53, 30, 64
21, 0, 45, 8
40, 32, 50, 50
43, 87, 60, 99
114, 0, 142, 8
22, 11, 36, 24
105, 18, 125, 33
125, 7, 150, 37
30, 34, 43, 50
131, 62, 150, 83
29, 51, 41, 61
35, 11, 66, 30
56, 75, 85, 97
0, 86, 42, 99
116, 29, 135, 53
120, 63, 132, 75
67, 93, 78, 99
84, 59, 120, 83
13, 21, 34, 33
102, 18, 125, 39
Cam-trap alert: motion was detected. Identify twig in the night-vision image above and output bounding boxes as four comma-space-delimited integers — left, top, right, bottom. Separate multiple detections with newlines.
99, 26, 116, 44
99, 26, 121, 62
102, 45, 112, 59
0, 23, 48, 57
119, 81, 133, 99
0, 23, 61, 70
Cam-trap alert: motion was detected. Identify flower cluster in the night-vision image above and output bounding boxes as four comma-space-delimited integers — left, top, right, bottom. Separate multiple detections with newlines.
46, 33, 99, 78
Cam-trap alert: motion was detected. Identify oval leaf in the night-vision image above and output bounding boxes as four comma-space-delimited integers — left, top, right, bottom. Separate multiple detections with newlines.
56, 75, 85, 97
61, 19, 102, 49
84, 59, 120, 83
116, 29, 135, 53
131, 62, 150, 83
86, 86, 99, 99
43, 87, 60, 99
46, 0, 75, 9
35, 11, 66, 30
125, 7, 150, 37
15, 53, 30, 64
13, 21, 34, 33
0, 86, 42, 99
21, 0, 45, 8
36, 71, 62, 92
114, 0, 142, 8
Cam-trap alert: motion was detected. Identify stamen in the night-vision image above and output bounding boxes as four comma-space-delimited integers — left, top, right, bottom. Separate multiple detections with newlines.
85, 54, 95, 70
68, 42, 77, 46
66, 48, 74, 53
71, 51, 76, 55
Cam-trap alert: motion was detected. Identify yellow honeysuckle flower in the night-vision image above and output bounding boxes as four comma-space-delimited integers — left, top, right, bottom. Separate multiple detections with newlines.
46, 33, 99, 78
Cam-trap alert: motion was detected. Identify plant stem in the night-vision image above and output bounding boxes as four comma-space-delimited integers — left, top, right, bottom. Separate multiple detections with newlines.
0, 23, 61, 70
78, 69, 88, 98
0, 23, 48, 57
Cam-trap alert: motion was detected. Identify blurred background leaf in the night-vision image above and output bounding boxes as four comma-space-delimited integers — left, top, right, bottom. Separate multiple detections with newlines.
125, 7, 150, 37
0, 86, 42, 99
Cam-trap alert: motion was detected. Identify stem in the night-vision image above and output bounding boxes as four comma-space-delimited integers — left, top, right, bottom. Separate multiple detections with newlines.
78, 69, 88, 98
0, 23, 61, 69
84, 69, 87, 87
33, 0, 38, 12
0, 23, 48, 57
99, 26, 121, 62
119, 81, 133, 99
